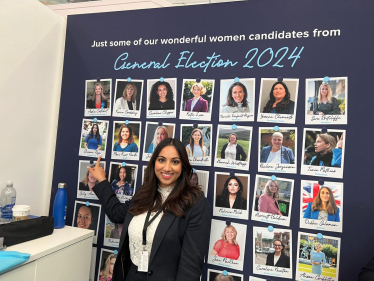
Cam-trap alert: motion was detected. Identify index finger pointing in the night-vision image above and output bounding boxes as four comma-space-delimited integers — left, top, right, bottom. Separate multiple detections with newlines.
95, 155, 102, 167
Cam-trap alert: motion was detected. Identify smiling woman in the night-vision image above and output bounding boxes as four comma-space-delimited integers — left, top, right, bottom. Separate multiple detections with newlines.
260, 132, 295, 164
113, 124, 138, 152
216, 176, 247, 210
221, 82, 250, 113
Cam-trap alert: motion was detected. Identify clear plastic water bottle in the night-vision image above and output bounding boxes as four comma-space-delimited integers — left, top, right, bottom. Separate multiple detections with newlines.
52, 183, 67, 229
0, 180, 17, 222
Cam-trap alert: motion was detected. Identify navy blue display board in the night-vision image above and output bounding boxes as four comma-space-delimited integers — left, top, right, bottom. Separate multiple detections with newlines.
50, 1, 374, 280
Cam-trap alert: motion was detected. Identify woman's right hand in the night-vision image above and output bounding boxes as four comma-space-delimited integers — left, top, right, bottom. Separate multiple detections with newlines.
87, 155, 106, 183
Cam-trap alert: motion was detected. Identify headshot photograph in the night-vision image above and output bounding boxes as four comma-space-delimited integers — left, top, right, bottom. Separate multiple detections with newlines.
213, 173, 249, 220
181, 124, 212, 166
219, 78, 255, 122
296, 232, 340, 281
146, 78, 177, 118
72, 201, 101, 243
207, 269, 243, 281
208, 219, 247, 271
77, 160, 106, 200
111, 121, 141, 160
190, 169, 209, 197
258, 128, 297, 174
108, 162, 137, 202
305, 77, 347, 124
103, 215, 122, 247
180, 79, 215, 121
79, 119, 109, 159
214, 125, 252, 170
257, 78, 299, 124
251, 175, 294, 227
98, 249, 117, 281
142, 122, 175, 160
301, 129, 345, 178
300, 180, 343, 232
112, 79, 143, 118
85, 79, 111, 116
253, 227, 292, 279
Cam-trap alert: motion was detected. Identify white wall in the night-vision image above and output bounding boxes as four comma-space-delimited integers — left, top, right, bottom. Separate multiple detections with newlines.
0, 0, 66, 216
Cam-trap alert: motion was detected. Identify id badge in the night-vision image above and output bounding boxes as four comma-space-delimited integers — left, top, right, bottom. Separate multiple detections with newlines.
138, 251, 149, 272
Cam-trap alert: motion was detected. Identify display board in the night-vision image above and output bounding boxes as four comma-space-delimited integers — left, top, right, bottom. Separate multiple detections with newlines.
50, 1, 374, 280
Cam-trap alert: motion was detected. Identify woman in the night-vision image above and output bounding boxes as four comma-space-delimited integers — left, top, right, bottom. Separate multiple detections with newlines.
113, 124, 138, 152
88, 138, 210, 281
110, 223, 123, 239
147, 126, 169, 153
260, 132, 295, 164
265, 239, 290, 268
220, 133, 247, 161
148, 81, 175, 110
186, 128, 207, 157
303, 186, 340, 221
184, 82, 208, 112
310, 243, 326, 275
84, 123, 102, 150
114, 82, 137, 111
262, 81, 294, 114
79, 164, 98, 191
221, 82, 250, 113
111, 166, 133, 196
313, 82, 341, 115
87, 83, 108, 109
216, 176, 247, 210
190, 173, 199, 186
258, 180, 283, 216
76, 205, 93, 230
214, 273, 234, 281
309, 133, 343, 167
210, 225, 240, 260
99, 253, 117, 281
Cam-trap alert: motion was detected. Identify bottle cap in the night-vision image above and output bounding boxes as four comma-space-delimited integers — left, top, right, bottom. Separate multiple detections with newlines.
58, 183, 67, 189
6, 180, 13, 187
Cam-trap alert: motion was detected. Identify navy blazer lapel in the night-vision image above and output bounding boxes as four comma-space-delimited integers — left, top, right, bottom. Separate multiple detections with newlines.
118, 210, 134, 252
149, 211, 176, 264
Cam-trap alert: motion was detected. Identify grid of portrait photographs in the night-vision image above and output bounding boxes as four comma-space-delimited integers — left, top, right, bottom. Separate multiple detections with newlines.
73, 76, 348, 281
253, 227, 293, 279
251, 175, 294, 227
295, 232, 341, 281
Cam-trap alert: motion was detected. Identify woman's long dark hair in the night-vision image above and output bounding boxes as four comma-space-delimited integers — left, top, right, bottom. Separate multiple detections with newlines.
130, 138, 201, 217
218, 176, 244, 203
225, 82, 248, 107
88, 124, 101, 142
149, 81, 174, 104
115, 166, 129, 182
262, 82, 291, 113
117, 124, 134, 145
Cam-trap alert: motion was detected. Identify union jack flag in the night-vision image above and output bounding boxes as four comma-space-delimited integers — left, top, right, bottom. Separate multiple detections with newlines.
302, 182, 341, 212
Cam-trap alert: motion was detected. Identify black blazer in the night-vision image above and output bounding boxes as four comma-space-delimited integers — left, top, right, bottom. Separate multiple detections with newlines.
93, 180, 211, 281
359, 256, 374, 281
265, 252, 290, 268
220, 143, 247, 161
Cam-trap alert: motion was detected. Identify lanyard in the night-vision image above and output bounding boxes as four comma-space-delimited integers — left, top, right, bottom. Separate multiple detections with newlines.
142, 209, 163, 248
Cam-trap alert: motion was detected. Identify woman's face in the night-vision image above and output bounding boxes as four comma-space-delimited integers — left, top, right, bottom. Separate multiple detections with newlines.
229, 134, 237, 144
92, 125, 98, 134
225, 228, 236, 242
95, 86, 102, 95
190, 174, 198, 186
320, 85, 328, 96
314, 136, 330, 153
273, 84, 286, 101
157, 85, 168, 100
156, 128, 167, 144
268, 182, 278, 194
192, 86, 202, 98
121, 128, 130, 141
316, 244, 322, 252
274, 241, 283, 253
155, 145, 182, 188
231, 85, 245, 103
119, 168, 126, 181
88, 172, 96, 184
109, 257, 116, 274
227, 179, 240, 195
126, 86, 135, 98
192, 131, 202, 142
271, 136, 283, 150
77, 206, 92, 229
319, 188, 330, 203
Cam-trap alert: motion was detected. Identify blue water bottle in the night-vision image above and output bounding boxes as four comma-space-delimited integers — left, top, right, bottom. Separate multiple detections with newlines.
52, 183, 67, 229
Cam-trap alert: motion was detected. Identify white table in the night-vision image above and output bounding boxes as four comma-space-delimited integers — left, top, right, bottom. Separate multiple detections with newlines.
1, 226, 94, 281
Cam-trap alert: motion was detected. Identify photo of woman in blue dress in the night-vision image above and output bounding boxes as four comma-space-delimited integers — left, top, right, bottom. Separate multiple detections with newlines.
311, 243, 326, 275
